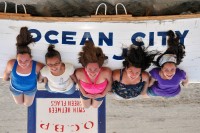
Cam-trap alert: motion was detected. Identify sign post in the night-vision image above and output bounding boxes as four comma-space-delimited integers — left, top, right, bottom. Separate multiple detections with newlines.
28, 91, 106, 133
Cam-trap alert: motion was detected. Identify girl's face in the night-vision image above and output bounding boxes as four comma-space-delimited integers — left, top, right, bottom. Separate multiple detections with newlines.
46, 57, 62, 73
85, 63, 101, 78
126, 66, 141, 80
161, 62, 176, 80
17, 53, 32, 69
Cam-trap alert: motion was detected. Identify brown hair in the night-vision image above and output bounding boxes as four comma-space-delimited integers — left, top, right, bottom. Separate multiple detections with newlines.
155, 30, 185, 67
78, 41, 108, 67
45, 45, 61, 63
16, 27, 34, 56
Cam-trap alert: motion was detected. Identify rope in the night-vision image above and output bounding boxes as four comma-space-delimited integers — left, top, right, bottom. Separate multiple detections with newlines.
15, 4, 18, 13
22, 4, 27, 14
115, 3, 127, 15
95, 3, 107, 15
4, 1, 7, 13
15, 4, 27, 14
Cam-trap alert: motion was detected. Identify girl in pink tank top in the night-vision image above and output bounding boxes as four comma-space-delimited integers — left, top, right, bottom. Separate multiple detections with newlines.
80, 68, 108, 94
75, 41, 112, 108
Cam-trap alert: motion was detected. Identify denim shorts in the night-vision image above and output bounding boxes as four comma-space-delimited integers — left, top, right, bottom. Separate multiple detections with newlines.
10, 85, 37, 96
45, 83, 76, 95
79, 91, 105, 101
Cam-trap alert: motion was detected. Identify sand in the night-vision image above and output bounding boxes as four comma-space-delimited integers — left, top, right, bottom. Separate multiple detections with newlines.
1, 79, 200, 133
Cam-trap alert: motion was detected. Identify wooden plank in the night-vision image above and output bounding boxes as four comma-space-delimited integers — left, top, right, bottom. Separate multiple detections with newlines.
0, 13, 200, 22
0, 13, 31, 17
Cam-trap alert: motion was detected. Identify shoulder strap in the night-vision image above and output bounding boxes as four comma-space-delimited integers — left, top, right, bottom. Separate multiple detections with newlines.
119, 69, 124, 82
94, 68, 102, 84
140, 71, 142, 82
83, 68, 92, 83
12, 60, 18, 72
31, 61, 37, 74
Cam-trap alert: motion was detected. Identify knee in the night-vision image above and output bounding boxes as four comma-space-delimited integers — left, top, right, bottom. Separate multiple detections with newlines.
82, 103, 91, 109
24, 103, 32, 107
92, 104, 100, 108
24, 101, 34, 107
15, 100, 24, 105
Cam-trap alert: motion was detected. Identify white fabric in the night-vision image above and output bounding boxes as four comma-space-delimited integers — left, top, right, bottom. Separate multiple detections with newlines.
159, 54, 177, 66
40, 63, 75, 92
16, 71, 31, 76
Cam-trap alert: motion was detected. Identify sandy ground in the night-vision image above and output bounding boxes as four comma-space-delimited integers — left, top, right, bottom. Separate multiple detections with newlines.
1, 79, 200, 133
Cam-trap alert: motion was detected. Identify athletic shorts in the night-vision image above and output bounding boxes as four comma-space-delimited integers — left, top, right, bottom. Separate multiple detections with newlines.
79, 91, 105, 101
45, 83, 76, 95
10, 85, 37, 96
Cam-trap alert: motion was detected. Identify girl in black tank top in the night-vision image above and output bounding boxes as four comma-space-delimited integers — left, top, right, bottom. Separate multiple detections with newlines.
112, 69, 145, 99
111, 41, 159, 99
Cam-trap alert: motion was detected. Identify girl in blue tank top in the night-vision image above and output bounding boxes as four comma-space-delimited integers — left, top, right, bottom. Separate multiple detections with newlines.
112, 41, 158, 99
3, 27, 44, 107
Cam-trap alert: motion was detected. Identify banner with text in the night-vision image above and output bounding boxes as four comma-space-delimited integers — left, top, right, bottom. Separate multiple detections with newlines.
0, 17, 199, 82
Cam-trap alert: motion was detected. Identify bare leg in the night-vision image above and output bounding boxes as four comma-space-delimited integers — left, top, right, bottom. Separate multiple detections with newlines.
24, 95, 35, 107
80, 98, 92, 108
92, 100, 103, 108
12, 94, 24, 105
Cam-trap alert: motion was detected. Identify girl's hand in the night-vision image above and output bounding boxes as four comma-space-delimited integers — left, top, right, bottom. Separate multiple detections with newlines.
182, 81, 188, 87
85, 94, 95, 99
140, 92, 149, 98
94, 94, 104, 99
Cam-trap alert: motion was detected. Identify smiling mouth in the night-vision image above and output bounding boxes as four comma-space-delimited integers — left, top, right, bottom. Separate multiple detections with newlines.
90, 74, 96, 77
167, 75, 173, 78
130, 76, 136, 80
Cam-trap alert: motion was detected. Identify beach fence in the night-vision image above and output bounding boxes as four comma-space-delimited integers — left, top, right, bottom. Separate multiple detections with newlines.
28, 90, 106, 133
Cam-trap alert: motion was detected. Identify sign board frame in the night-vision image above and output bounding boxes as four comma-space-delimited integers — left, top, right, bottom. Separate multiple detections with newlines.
28, 90, 106, 133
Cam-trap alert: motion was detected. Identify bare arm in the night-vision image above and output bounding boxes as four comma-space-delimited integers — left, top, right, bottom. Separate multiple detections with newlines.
112, 69, 120, 82
3, 59, 15, 81
70, 74, 78, 83
140, 72, 150, 98
182, 76, 189, 87
37, 62, 45, 82
38, 72, 48, 83
149, 76, 156, 87
36, 62, 45, 74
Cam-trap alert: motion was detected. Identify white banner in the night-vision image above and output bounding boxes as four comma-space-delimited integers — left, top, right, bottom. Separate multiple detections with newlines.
0, 17, 199, 82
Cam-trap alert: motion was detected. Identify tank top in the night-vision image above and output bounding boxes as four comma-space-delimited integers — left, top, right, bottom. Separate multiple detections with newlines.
11, 60, 37, 91
112, 69, 145, 99
79, 69, 108, 94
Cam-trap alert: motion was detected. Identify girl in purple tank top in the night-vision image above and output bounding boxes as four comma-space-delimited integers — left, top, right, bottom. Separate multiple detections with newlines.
148, 30, 189, 97
75, 41, 112, 108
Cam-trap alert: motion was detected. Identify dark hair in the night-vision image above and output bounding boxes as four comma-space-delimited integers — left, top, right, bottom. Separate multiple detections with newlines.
16, 27, 34, 56
45, 45, 61, 63
78, 41, 108, 67
122, 45, 158, 71
155, 30, 185, 67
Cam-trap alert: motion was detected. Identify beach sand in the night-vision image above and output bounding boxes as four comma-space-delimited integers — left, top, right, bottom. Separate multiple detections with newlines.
1, 79, 200, 133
